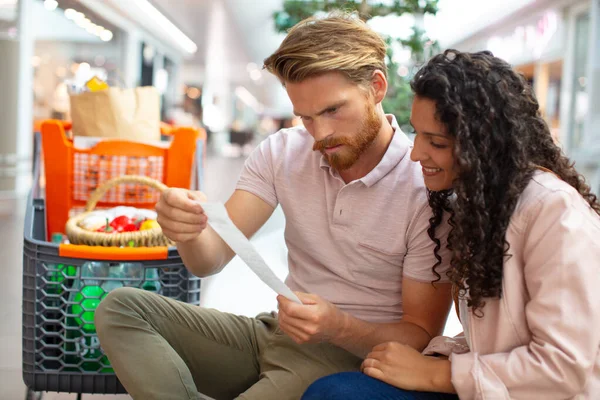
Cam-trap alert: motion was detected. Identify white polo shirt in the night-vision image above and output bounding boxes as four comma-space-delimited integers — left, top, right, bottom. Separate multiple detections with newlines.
237, 115, 450, 323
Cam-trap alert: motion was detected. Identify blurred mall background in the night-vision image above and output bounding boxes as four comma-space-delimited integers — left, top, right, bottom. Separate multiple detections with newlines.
1, 0, 599, 196
0, 0, 598, 398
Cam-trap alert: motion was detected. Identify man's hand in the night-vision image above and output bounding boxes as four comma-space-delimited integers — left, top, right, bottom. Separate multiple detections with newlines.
155, 188, 208, 243
277, 292, 348, 344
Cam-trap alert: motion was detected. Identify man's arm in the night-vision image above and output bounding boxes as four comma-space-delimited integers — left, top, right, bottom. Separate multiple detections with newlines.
158, 188, 275, 277
277, 278, 453, 358
332, 278, 453, 357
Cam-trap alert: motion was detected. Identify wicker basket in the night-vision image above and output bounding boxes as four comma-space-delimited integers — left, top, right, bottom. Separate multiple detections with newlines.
66, 175, 173, 247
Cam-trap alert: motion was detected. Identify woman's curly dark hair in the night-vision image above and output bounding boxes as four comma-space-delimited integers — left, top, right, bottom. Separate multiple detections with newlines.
411, 49, 600, 314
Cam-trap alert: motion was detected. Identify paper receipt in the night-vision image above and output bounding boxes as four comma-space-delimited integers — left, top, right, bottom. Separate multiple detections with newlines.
201, 202, 302, 304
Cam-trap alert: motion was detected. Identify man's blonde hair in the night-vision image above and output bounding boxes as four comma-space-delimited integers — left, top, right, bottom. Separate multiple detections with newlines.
263, 12, 387, 86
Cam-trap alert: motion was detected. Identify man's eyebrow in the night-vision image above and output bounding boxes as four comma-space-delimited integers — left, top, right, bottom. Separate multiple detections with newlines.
294, 101, 346, 118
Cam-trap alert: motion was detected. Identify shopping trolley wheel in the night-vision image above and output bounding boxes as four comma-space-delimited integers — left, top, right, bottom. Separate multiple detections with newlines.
25, 388, 43, 400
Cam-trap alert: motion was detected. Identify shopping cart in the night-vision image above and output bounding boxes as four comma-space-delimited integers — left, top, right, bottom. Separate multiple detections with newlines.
23, 122, 206, 399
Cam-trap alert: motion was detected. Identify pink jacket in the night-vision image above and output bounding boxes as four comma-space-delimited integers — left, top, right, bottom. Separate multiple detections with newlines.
423, 171, 600, 399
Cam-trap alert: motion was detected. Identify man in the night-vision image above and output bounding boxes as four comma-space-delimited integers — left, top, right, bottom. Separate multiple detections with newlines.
95, 12, 453, 400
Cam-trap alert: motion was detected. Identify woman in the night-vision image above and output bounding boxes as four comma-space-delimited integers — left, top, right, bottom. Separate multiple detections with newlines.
302, 49, 600, 399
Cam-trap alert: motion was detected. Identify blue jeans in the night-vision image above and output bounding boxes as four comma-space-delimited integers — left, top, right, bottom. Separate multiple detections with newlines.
302, 372, 459, 400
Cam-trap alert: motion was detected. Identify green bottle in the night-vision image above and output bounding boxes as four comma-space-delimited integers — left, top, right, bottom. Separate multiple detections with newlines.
64, 262, 112, 373
46, 230, 77, 300
43, 263, 76, 370
46, 264, 77, 294
142, 268, 161, 293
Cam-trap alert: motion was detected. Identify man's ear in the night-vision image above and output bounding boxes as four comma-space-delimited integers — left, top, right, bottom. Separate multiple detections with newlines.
370, 70, 388, 104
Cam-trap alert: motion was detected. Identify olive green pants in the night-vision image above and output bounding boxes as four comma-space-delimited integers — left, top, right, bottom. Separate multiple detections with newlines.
95, 287, 362, 400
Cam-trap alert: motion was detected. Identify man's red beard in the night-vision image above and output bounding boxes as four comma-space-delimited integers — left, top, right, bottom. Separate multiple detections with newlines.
313, 103, 382, 171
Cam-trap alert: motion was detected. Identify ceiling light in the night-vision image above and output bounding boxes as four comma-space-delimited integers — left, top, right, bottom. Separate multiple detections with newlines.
78, 62, 91, 73
130, 0, 197, 54
76, 17, 91, 28
100, 30, 113, 41
250, 70, 262, 81
246, 63, 258, 73
143, 45, 155, 63
64, 8, 76, 19
44, 0, 58, 11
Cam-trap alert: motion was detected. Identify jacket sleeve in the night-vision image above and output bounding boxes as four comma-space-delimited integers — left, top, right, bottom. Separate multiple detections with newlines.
422, 334, 469, 357
450, 189, 600, 399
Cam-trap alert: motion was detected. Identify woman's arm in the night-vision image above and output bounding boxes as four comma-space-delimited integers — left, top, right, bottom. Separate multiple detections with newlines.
449, 189, 600, 399
363, 188, 600, 398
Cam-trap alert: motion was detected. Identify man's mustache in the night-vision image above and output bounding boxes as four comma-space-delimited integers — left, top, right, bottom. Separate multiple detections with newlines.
313, 136, 351, 151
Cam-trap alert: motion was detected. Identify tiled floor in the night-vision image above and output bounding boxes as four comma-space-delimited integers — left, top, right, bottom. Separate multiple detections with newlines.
0, 148, 460, 400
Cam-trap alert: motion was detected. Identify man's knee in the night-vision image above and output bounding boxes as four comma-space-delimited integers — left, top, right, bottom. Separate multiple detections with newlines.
95, 287, 146, 332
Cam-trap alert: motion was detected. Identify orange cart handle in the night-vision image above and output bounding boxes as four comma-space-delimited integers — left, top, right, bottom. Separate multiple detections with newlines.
59, 244, 169, 261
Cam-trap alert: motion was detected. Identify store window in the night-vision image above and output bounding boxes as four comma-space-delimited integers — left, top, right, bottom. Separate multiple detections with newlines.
0, 0, 19, 38
31, 1, 123, 122
140, 42, 154, 87
568, 11, 590, 150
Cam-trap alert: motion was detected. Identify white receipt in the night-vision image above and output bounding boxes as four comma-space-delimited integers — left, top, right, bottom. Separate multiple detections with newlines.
201, 202, 302, 304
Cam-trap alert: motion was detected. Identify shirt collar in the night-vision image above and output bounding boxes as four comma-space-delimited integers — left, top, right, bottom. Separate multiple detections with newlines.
319, 114, 412, 187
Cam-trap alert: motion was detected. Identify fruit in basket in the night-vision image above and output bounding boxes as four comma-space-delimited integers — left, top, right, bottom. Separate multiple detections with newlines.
80, 207, 159, 234
109, 215, 139, 232
110, 215, 130, 228
140, 219, 160, 231
96, 218, 115, 233
79, 214, 108, 232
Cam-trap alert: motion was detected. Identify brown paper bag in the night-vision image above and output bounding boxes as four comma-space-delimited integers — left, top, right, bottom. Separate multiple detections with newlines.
70, 86, 161, 141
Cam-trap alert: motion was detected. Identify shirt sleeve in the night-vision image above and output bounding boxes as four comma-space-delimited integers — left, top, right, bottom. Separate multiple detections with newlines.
402, 202, 452, 283
235, 133, 281, 208
450, 189, 600, 399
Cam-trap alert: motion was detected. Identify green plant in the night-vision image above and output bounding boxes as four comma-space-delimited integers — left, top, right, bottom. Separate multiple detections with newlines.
273, 0, 440, 128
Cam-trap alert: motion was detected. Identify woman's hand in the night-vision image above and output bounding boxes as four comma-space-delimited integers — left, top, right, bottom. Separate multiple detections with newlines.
361, 341, 455, 393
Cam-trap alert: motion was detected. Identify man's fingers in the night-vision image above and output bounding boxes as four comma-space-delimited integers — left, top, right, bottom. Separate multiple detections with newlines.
157, 205, 207, 225
157, 217, 206, 234
277, 297, 316, 321
279, 323, 309, 344
187, 190, 207, 203
278, 311, 311, 333
162, 189, 204, 214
